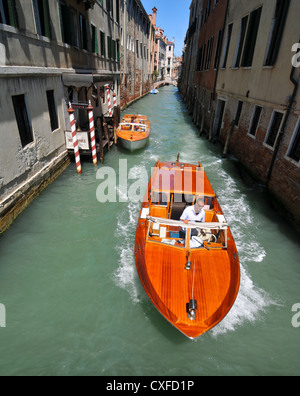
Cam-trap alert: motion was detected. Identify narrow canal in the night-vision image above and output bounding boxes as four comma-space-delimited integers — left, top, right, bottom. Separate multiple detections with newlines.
0, 86, 299, 376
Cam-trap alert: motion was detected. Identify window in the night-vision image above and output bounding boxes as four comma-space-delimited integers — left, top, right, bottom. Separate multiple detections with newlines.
116, 0, 120, 24
79, 14, 88, 50
233, 15, 248, 68
249, 106, 262, 137
112, 39, 116, 60
107, 36, 111, 58
264, 0, 291, 66
59, 2, 79, 47
32, 0, 52, 39
100, 31, 106, 57
241, 7, 262, 67
288, 119, 300, 163
46, 90, 59, 132
106, 0, 114, 18
214, 28, 224, 69
221, 23, 233, 68
91, 25, 98, 54
0, 0, 19, 27
235, 101, 243, 126
196, 44, 206, 71
196, 47, 203, 71
203, 0, 211, 23
265, 111, 284, 147
116, 40, 120, 61
205, 36, 214, 70
12, 95, 34, 148
106, 0, 111, 13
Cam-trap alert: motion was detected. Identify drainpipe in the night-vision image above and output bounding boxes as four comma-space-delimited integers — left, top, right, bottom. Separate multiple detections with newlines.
266, 62, 299, 182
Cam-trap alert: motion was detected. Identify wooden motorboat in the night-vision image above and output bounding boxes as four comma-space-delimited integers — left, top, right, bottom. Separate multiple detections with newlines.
135, 159, 240, 339
117, 115, 150, 152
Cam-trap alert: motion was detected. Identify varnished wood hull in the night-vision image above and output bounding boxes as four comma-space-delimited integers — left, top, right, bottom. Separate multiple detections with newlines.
135, 160, 240, 339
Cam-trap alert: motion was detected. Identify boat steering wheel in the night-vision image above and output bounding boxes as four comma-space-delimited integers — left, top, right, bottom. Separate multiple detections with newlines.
197, 229, 217, 243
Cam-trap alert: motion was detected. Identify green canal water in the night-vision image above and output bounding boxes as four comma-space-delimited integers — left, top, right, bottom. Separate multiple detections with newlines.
0, 86, 300, 376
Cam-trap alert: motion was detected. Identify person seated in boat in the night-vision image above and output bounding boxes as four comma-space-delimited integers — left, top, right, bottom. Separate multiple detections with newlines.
131, 116, 139, 131
179, 197, 205, 239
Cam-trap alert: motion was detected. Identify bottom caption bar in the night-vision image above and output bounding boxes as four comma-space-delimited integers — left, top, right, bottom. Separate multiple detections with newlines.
104, 379, 197, 392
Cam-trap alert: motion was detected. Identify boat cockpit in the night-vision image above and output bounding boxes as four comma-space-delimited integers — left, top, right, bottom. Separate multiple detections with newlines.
119, 122, 147, 133
141, 191, 228, 250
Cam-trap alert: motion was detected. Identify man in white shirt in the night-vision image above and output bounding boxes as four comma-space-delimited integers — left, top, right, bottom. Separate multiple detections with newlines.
179, 197, 205, 239
180, 197, 205, 224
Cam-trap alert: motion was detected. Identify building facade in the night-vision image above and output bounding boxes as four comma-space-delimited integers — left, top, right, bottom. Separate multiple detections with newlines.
179, 0, 228, 133
179, 0, 300, 230
0, 0, 121, 233
148, 7, 157, 83
119, 0, 153, 108
165, 38, 175, 82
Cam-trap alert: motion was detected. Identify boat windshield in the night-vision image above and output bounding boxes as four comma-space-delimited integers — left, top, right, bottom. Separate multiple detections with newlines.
119, 123, 147, 132
146, 216, 228, 250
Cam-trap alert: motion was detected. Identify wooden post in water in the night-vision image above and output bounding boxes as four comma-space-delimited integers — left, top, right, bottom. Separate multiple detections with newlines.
103, 121, 111, 151
96, 116, 104, 163
105, 84, 113, 117
113, 93, 118, 144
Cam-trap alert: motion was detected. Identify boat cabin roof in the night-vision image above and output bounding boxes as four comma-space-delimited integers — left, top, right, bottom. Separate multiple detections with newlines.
122, 114, 149, 122
150, 162, 215, 196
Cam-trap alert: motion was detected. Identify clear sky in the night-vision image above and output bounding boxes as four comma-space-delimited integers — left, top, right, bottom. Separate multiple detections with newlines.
141, 0, 190, 57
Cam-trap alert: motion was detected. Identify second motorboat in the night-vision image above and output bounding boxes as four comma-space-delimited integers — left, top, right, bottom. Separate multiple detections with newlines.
116, 114, 151, 152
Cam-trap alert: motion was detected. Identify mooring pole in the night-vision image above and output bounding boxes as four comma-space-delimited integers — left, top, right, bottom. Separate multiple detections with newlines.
68, 103, 82, 174
88, 101, 97, 165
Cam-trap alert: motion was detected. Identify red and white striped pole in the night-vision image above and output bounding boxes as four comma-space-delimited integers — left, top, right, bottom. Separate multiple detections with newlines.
105, 84, 112, 117
88, 101, 97, 165
68, 103, 82, 174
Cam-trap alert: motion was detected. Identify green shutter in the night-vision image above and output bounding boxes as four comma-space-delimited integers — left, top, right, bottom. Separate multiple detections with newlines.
7, 0, 19, 28
42, 0, 51, 39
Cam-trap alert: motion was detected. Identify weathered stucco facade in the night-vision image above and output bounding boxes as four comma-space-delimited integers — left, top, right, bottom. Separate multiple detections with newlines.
0, 0, 121, 233
179, 0, 300, 230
